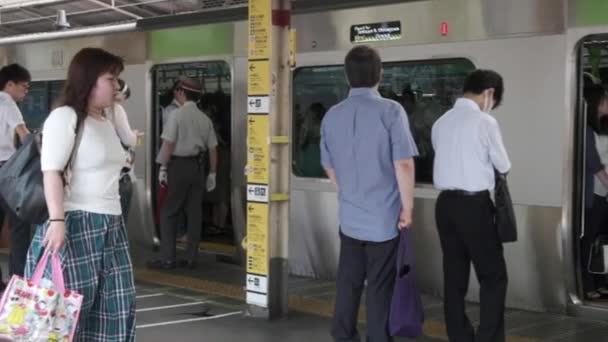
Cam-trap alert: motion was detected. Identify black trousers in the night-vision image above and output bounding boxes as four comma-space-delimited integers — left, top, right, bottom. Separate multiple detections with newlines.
160, 158, 203, 262
435, 191, 507, 342
0, 196, 31, 278
331, 231, 398, 342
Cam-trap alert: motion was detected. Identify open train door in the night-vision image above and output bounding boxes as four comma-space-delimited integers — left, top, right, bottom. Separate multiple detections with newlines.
150, 60, 241, 263
566, 21, 608, 319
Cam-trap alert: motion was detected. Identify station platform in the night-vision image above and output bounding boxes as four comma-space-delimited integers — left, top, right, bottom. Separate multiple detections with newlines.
2, 247, 608, 341
133, 250, 608, 342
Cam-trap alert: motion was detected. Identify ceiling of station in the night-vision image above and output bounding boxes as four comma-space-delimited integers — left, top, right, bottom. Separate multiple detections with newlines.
0, 0, 418, 37
0, 0, 248, 37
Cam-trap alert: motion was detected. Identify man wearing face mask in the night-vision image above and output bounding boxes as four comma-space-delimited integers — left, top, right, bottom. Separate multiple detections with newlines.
431, 69, 511, 342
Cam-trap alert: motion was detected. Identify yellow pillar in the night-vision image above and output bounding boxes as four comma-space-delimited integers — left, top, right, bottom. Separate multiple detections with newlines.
246, 0, 292, 318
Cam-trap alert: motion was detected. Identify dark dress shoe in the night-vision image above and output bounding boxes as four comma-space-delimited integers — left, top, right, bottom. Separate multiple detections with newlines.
147, 259, 176, 270
178, 259, 198, 269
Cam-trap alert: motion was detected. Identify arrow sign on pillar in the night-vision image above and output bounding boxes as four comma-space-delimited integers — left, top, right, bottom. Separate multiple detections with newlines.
248, 96, 270, 114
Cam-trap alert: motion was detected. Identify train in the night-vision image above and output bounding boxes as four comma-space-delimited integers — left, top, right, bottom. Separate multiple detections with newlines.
0, 0, 606, 320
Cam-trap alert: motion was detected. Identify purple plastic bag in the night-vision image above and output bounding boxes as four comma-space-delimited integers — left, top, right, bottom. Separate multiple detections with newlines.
389, 229, 424, 337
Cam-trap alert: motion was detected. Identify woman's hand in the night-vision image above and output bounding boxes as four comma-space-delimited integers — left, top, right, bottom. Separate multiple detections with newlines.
133, 130, 144, 146
43, 221, 66, 253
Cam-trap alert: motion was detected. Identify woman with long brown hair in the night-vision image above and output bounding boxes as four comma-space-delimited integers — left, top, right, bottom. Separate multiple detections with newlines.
24, 47, 136, 341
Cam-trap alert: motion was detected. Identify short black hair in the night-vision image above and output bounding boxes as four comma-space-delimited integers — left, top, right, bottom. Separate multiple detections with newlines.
0, 63, 31, 90
463, 69, 504, 109
344, 45, 382, 88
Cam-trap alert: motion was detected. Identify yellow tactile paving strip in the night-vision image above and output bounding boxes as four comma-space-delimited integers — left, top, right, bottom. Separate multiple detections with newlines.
134, 269, 541, 342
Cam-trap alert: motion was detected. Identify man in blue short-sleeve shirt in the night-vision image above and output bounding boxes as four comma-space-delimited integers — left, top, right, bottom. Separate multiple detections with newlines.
321, 45, 418, 342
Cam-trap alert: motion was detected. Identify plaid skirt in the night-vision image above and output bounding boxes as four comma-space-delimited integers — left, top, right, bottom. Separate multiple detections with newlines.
24, 211, 136, 341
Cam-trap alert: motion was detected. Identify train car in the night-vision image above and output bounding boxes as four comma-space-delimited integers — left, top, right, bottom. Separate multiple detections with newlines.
0, 0, 607, 320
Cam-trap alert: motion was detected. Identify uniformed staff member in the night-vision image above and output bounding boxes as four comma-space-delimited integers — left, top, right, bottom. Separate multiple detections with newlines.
148, 77, 218, 269
432, 69, 511, 342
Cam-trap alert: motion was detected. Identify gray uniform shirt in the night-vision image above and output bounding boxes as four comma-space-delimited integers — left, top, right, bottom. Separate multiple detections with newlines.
161, 101, 218, 157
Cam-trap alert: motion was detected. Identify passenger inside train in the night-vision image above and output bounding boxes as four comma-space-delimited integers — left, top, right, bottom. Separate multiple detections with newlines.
581, 82, 608, 301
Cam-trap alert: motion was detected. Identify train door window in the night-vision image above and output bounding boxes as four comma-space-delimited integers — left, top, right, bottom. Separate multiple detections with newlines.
575, 36, 608, 304
151, 61, 234, 251
292, 59, 475, 183
19, 80, 64, 130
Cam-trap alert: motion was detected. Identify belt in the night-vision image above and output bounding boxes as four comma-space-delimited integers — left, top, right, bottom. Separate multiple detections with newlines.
441, 189, 489, 197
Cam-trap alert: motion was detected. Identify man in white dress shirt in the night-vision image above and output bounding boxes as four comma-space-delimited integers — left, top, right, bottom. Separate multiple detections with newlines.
431, 69, 511, 342
0, 64, 31, 284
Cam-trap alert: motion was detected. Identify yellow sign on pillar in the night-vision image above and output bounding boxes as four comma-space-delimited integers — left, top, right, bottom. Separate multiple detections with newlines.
246, 0, 272, 309
247, 115, 269, 185
248, 0, 271, 59
289, 29, 297, 68
246, 202, 269, 275
248, 60, 271, 96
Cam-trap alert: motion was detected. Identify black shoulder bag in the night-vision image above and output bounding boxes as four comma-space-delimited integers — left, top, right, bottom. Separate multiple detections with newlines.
494, 171, 518, 243
0, 120, 83, 224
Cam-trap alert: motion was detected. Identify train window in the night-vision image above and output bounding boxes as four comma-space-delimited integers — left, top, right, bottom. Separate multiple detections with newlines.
19, 80, 64, 130
292, 58, 475, 183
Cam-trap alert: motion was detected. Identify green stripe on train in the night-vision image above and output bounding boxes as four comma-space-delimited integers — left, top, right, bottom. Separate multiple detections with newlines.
150, 23, 234, 60
577, 0, 608, 26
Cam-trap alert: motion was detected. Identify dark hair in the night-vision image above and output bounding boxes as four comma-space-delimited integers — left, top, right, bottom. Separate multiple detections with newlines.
599, 114, 608, 136
463, 69, 504, 109
56, 48, 124, 123
401, 90, 417, 114
344, 45, 382, 88
118, 78, 131, 100
308, 102, 326, 122
584, 84, 608, 133
0, 64, 31, 90
402, 90, 416, 103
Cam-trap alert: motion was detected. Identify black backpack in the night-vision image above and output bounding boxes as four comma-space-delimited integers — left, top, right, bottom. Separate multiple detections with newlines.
0, 121, 83, 224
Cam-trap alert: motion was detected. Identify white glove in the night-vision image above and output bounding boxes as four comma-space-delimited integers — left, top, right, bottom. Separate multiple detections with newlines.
159, 168, 168, 185
206, 173, 216, 192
